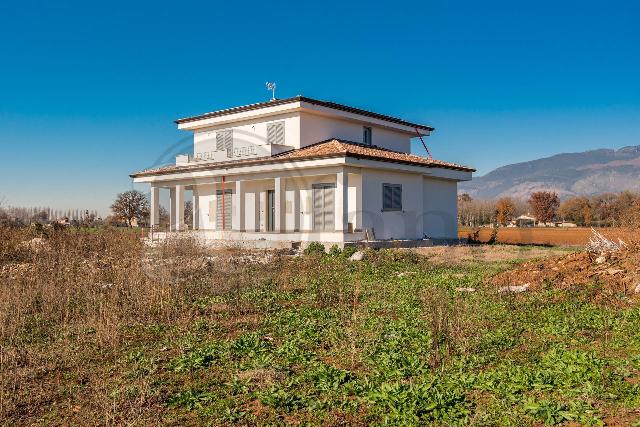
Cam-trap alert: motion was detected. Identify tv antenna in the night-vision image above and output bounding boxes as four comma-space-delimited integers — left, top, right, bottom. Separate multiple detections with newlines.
265, 82, 277, 101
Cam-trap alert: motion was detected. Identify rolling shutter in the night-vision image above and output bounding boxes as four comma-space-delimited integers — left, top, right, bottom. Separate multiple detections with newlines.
267, 121, 285, 145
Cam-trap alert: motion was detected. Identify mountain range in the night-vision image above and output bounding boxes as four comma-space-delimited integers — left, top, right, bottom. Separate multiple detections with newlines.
459, 145, 640, 199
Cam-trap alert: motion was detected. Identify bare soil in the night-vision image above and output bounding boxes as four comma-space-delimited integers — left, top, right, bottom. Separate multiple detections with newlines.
459, 226, 635, 246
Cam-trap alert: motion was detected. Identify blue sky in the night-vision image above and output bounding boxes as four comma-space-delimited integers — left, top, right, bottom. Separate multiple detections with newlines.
1, 0, 638, 215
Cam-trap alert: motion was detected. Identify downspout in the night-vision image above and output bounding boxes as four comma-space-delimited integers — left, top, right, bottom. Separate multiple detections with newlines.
221, 175, 226, 230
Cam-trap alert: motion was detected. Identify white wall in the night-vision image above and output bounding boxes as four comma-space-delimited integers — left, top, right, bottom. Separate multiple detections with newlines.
193, 112, 300, 161
300, 112, 412, 153
422, 178, 458, 239
360, 169, 424, 240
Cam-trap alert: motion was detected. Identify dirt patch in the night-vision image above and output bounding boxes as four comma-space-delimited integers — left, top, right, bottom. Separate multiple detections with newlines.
491, 242, 640, 302
459, 227, 636, 246
414, 245, 572, 265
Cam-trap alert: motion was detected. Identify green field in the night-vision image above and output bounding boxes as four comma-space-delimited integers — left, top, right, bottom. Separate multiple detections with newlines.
1, 230, 639, 425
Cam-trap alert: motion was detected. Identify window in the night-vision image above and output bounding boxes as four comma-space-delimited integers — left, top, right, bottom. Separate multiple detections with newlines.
382, 184, 402, 211
267, 121, 285, 145
363, 126, 372, 145
216, 130, 233, 157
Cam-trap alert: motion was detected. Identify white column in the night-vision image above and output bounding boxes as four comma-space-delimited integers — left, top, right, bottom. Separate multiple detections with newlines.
335, 168, 349, 232
233, 180, 244, 231
192, 186, 199, 230
169, 187, 176, 231
259, 191, 267, 231
294, 188, 301, 232
353, 172, 363, 231
175, 184, 185, 231
150, 185, 160, 228
274, 177, 285, 232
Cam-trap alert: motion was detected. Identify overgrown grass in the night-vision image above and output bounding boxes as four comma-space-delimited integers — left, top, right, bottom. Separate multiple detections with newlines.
1, 229, 639, 425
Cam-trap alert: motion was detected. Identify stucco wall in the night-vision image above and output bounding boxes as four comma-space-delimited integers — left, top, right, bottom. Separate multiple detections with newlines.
359, 169, 424, 240
422, 177, 458, 239
193, 112, 300, 161
300, 112, 412, 152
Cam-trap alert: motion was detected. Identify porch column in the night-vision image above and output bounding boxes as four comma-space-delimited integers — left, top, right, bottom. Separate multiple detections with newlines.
233, 180, 245, 231
259, 191, 267, 231
175, 184, 185, 231
274, 177, 285, 232
192, 186, 199, 230
150, 185, 160, 228
335, 168, 349, 232
169, 187, 176, 231
293, 188, 300, 231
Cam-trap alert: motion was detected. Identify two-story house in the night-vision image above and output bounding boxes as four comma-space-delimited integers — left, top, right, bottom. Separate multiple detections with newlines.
130, 96, 474, 246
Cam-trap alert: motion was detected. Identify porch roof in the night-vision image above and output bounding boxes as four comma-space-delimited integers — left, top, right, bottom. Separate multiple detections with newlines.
130, 139, 476, 178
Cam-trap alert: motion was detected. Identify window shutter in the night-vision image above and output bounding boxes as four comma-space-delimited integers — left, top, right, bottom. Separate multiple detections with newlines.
224, 130, 233, 157
392, 186, 402, 210
383, 185, 393, 210
267, 121, 285, 145
383, 184, 402, 210
215, 130, 234, 157
216, 132, 225, 151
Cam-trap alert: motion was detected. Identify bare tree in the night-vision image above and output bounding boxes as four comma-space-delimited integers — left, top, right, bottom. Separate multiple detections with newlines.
110, 190, 149, 227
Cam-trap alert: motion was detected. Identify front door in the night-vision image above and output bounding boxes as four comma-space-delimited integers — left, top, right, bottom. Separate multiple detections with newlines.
267, 190, 275, 231
216, 189, 232, 230
312, 183, 335, 231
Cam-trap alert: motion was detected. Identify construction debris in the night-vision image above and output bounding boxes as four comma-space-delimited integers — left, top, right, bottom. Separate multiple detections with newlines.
349, 251, 365, 261
491, 238, 640, 303
586, 228, 626, 254
498, 284, 530, 293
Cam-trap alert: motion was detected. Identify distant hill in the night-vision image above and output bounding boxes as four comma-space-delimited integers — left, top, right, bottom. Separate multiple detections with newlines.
459, 146, 640, 199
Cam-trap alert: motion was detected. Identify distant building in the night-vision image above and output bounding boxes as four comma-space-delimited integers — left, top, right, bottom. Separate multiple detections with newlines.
512, 214, 536, 227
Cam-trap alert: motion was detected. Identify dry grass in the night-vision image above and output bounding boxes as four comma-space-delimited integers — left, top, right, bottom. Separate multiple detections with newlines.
0, 227, 285, 424
413, 244, 573, 265
1, 228, 639, 425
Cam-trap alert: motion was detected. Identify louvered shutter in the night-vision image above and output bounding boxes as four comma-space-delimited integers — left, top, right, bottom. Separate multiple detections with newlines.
383, 185, 393, 210
313, 187, 323, 230
323, 187, 334, 230
216, 132, 225, 151
267, 121, 285, 145
383, 184, 402, 210
392, 186, 402, 210
216, 189, 232, 230
224, 131, 233, 157
215, 130, 233, 157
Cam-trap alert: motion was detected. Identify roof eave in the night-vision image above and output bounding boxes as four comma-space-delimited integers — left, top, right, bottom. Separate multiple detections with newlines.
173, 96, 434, 131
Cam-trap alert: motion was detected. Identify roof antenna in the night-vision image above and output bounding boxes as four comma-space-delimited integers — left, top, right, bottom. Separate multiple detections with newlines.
265, 82, 277, 101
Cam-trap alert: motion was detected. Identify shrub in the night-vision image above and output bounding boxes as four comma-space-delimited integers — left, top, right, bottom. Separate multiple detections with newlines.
328, 244, 342, 256
342, 245, 357, 258
304, 242, 325, 255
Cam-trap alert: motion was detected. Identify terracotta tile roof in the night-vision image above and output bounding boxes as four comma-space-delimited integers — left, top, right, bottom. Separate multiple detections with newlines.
130, 139, 474, 178
276, 139, 475, 171
175, 96, 434, 131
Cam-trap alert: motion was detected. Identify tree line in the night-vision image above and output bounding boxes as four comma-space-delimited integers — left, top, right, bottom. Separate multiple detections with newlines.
458, 190, 640, 228
0, 205, 101, 228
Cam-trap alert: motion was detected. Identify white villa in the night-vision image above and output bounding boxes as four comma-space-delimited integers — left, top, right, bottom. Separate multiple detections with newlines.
131, 96, 474, 247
